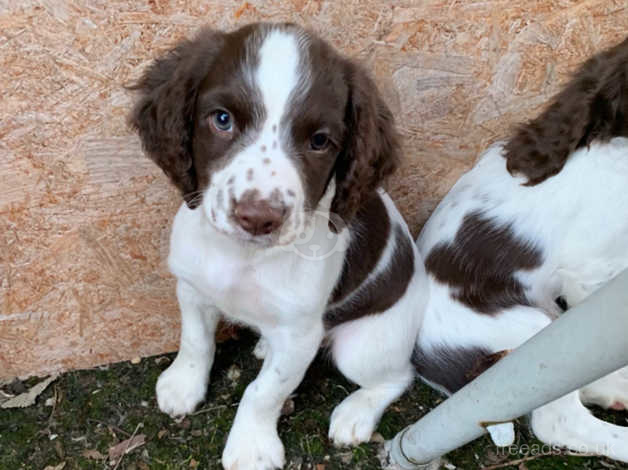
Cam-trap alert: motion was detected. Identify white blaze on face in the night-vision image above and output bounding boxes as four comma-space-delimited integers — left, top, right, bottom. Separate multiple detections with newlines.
205, 28, 310, 241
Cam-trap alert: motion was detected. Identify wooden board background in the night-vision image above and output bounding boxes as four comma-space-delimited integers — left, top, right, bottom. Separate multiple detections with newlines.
2, 0, 627, 379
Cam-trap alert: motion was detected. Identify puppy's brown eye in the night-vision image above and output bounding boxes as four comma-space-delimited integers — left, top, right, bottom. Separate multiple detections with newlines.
310, 132, 330, 151
210, 110, 234, 137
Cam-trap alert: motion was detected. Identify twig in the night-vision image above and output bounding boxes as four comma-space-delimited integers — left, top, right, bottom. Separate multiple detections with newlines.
190, 404, 228, 416
111, 422, 143, 470
87, 418, 131, 437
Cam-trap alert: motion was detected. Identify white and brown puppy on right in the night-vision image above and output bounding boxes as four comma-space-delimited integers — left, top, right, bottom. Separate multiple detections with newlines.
417, 37, 628, 461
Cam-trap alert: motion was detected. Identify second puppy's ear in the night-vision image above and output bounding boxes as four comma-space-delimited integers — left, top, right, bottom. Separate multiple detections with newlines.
505, 36, 628, 185
128, 28, 225, 207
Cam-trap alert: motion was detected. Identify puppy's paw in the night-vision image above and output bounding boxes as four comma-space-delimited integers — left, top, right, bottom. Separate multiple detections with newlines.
222, 424, 285, 470
253, 337, 269, 360
329, 391, 378, 446
156, 358, 208, 417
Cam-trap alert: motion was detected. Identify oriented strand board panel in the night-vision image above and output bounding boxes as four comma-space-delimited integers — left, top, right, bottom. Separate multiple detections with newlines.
1, 1, 627, 379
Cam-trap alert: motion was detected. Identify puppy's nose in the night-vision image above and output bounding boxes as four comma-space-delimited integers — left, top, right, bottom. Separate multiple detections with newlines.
234, 199, 286, 235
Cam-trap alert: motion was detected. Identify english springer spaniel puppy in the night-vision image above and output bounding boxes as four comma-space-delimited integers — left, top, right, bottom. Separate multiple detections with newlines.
417, 37, 628, 462
129, 23, 427, 470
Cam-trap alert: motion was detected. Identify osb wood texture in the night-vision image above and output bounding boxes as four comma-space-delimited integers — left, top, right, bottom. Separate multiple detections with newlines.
1, 1, 627, 379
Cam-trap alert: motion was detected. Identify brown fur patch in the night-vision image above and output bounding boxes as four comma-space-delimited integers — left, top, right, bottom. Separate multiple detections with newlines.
505, 36, 628, 185
412, 345, 497, 393
325, 194, 414, 329
425, 211, 542, 315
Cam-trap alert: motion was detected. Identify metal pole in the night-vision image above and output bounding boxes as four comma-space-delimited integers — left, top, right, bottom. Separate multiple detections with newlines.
386, 268, 628, 469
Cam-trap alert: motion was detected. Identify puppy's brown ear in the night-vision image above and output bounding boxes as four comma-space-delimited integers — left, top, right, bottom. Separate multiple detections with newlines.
330, 62, 401, 229
505, 36, 628, 186
128, 28, 224, 207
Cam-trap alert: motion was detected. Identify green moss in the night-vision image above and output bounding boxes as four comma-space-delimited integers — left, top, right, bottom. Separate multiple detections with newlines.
1, 333, 626, 469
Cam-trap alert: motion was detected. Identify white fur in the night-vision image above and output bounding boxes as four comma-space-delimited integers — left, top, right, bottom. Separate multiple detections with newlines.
417, 138, 628, 461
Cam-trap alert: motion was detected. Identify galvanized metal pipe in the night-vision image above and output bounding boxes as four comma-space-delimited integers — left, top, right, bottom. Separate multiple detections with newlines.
387, 268, 628, 469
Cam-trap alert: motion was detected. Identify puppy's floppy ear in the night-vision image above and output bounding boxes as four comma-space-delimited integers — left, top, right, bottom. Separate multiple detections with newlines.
505, 36, 628, 186
128, 28, 224, 208
330, 62, 401, 228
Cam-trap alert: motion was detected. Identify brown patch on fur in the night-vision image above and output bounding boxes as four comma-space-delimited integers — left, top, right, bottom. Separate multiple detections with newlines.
247, 168, 254, 181
412, 345, 495, 393
505, 36, 628, 185
425, 211, 543, 315
465, 350, 510, 383
328, 61, 401, 229
325, 194, 414, 328
328, 192, 390, 306
128, 28, 226, 207
227, 176, 235, 185
263, 157, 271, 164
261, 145, 267, 152
286, 189, 296, 197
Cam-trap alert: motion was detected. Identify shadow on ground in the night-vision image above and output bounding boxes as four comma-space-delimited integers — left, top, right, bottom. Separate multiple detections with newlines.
2, 331, 627, 469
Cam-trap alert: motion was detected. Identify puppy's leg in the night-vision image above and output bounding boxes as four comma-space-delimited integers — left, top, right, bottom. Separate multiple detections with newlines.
580, 366, 628, 410
222, 322, 324, 470
156, 280, 220, 417
531, 391, 628, 462
328, 309, 417, 446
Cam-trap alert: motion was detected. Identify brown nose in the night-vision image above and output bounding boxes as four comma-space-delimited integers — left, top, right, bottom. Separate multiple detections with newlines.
233, 199, 286, 235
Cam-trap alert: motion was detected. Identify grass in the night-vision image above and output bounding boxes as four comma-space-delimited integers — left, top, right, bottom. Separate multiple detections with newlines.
1, 330, 626, 469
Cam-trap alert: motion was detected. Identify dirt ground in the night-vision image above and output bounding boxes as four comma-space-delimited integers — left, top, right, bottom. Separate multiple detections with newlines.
2, 331, 627, 470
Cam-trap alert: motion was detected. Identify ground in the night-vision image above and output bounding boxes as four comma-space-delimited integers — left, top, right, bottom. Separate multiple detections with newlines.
2, 331, 627, 470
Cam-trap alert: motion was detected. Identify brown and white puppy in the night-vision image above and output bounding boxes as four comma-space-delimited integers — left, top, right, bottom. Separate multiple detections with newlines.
129, 23, 427, 470
416, 37, 628, 462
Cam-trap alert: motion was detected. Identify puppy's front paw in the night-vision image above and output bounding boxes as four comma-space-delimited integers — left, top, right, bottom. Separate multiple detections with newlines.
222, 424, 285, 470
329, 390, 378, 446
156, 358, 208, 417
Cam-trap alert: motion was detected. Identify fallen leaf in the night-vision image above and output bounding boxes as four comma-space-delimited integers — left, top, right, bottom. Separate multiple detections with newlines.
43, 463, 66, 470
108, 434, 146, 461
190, 458, 199, 468
280, 398, 295, 416
315, 464, 326, 470
370, 432, 385, 444
1, 375, 58, 408
82, 449, 106, 460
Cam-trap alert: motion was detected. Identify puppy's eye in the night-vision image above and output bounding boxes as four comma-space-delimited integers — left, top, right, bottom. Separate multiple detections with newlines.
310, 132, 330, 151
210, 110, 234, 136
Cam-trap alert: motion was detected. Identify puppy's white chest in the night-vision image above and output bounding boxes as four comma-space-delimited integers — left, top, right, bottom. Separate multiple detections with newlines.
168, 205, 333, 327
171, 241, 278, 323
